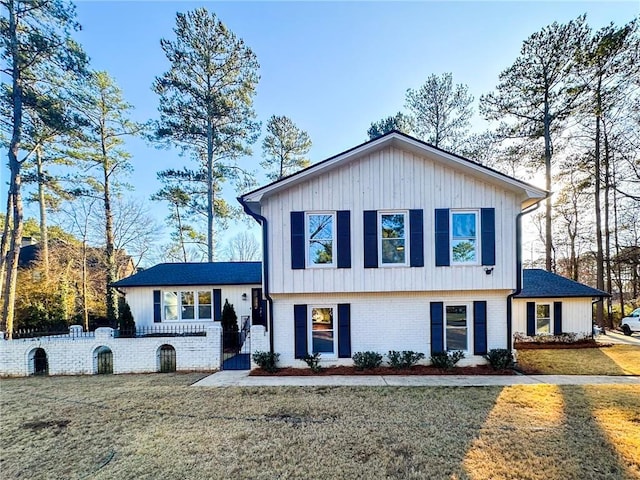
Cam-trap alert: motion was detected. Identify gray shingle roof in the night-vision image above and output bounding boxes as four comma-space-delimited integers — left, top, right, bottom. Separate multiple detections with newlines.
517, 269, 609, 298
112, 262, 261, 287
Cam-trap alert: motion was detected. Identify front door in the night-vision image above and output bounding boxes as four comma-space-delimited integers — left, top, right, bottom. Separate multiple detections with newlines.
252, 288, 265, 326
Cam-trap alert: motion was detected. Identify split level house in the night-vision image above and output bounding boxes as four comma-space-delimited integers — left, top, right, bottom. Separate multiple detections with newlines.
238, 130, 606, 367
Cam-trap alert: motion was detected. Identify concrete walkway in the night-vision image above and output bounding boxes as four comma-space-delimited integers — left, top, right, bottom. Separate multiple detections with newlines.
192, 370, 640, 387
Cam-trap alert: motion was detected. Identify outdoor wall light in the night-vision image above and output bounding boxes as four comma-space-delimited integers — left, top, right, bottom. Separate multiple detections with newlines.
484, 267, 494, 275
242, 293, 248, 301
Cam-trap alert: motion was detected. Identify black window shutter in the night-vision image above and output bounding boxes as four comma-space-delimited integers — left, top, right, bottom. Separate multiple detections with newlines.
336, 210, 351, 269
153, 290, 162, 323
435, 209, 450, 266
430, 302, 444, 354
473, 301, 488, 355
363, 210, 378, 268
291, 211, 305, 270
337, 304, 351, 358
526, 301, 535, 336
553, 301, 563, 335
213, 289, 222, 321
481, 208, 496, 266
294, 304, 308, 359
409, 209, 424, 267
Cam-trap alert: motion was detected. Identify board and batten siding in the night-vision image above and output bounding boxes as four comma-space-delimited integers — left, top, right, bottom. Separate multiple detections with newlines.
271, 290, 510, 367
512, 297, 594, 337
262, 146, 520, 294
121, 285, 259, 328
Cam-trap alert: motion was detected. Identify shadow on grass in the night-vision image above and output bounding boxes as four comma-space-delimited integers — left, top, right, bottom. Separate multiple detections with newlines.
460, 384, 638, 479
516, 347, 631, 375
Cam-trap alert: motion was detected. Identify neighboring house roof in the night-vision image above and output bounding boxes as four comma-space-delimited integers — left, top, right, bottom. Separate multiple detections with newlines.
112, 262, 262, 288
240, 130, 548, 212
18, 244, 38, 268
517, 269, 610, 298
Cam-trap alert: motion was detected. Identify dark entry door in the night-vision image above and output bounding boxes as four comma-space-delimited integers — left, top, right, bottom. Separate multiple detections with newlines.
251, 288, 265, 326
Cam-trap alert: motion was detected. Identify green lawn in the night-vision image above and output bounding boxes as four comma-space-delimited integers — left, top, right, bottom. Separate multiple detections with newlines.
1, 373, 639, 479
516, 344, 640, 375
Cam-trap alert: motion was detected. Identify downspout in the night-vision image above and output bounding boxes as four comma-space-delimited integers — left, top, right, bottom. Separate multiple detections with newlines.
238, 197, 274, 354
507, 202, 541, 352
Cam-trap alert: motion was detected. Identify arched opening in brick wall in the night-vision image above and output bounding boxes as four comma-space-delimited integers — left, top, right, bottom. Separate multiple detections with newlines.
28, 348, 49, 376
93, 346, 113, 374
158, 344, 176, 373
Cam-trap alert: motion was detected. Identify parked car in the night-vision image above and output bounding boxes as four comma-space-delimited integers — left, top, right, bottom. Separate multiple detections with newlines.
620, 308, 640, 336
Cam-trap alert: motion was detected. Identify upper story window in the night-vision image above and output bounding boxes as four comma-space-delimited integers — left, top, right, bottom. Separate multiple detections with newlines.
163, 290, 212, 321
379, 211, 408, 266
451, 211, 478, 265
307, 213, 335, 266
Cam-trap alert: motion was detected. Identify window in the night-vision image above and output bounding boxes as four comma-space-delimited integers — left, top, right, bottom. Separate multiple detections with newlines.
163, 290, 213, 321
164, 292, 178, 320
446, 305, 469, 351
307, 213, 335, 266
536, 304, 551, 334
310, 306, 335, 355
379, 211, 408, 265
198, 291, 212, 319
451, 211, 478, 264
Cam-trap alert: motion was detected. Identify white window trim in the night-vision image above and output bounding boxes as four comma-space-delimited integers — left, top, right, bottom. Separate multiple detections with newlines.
162, 289, 213, 322
535, 302, 553, 335
305, 211, 336, 268
378, 210, 409, 267
444, 303, 472, 352
308, 304, 338, 358
450, 209, 480, 266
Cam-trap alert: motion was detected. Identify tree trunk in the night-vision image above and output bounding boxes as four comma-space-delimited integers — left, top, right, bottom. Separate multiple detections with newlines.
543, 106, 553, 272
36, 145, 49, 277
101, 118, 118, 323
206, 117, 215, 262
175, 203, 188, 263
611, 156, 624, 325
594, 82, 605, 330
3, 1, 24, 338
602, 120, 613, 327
0, 193, 14, 307
82, 240, 88, 330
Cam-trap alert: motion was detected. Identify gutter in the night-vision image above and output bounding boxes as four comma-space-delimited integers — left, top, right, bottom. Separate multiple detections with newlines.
506, 202, 541, 352
238, 197, 275, 355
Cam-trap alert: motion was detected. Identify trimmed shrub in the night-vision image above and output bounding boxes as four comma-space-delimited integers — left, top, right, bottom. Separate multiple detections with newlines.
252, 351, 280, 372
430, 350, 465, 370
117, 301, 136, 338
483, 349, 514, 370
387, 350, 425, 369
352, 351, 383, 370
302, 353, 322, 373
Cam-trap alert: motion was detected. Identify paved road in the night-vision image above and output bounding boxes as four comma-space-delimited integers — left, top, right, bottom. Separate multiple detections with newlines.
596, 330, 640, 346
193, 370, 640, 387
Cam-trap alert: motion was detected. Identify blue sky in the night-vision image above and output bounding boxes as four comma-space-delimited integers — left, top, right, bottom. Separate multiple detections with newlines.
4, 1, 638, 258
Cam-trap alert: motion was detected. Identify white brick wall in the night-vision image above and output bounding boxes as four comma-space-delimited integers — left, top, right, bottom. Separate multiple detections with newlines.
0, 325, 222, 377
249, 325, 271, 369
269, 290, 510, 368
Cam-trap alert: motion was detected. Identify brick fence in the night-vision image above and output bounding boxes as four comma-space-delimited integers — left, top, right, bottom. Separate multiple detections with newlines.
0, 325, 222, 377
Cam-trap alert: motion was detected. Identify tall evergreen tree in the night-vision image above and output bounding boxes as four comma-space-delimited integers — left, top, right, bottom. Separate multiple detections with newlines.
69, 71, 141, 324
367, 112, 413, 140
152, 8, 260, 262
0, 0, 87, 336
481, 15, 589, 272
405, 72, 473, 151
261, 115, 312, 181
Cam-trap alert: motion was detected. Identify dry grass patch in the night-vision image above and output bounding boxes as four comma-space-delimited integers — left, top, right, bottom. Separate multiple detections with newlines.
516, 344, 640, 375
1, 374, 638, 479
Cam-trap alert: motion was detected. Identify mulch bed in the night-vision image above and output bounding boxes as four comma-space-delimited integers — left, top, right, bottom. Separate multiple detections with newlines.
514, 340, 611, 350
250, 364, 515, 376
